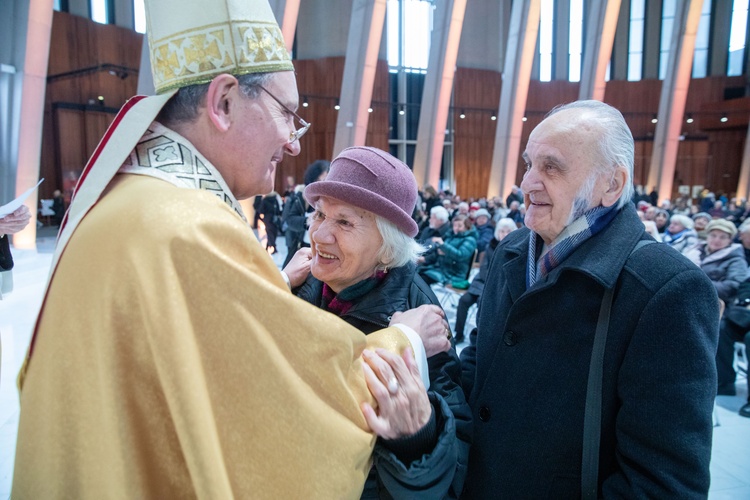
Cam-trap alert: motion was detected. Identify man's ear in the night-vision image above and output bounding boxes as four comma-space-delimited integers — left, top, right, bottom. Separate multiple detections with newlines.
601, 166, 628, 207
205, 74, 240, 132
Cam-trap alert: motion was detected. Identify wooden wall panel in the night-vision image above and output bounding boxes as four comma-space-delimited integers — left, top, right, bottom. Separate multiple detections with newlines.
453, 67, 501, 199
278, 57, 390, 192
41, 11, 142, 200
54, 110, 86, 180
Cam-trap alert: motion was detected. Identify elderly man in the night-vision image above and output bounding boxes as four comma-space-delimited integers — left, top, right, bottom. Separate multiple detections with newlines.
417, 205, 452, 267
460, 100, 718, 498
12, 0, 449, 498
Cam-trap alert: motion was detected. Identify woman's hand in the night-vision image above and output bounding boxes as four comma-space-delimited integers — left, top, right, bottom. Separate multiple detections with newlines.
282, 247, 312, 288
361, 347, 431, 440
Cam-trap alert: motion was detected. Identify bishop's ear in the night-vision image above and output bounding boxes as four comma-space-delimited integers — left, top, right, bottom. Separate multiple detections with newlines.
204, 74, 240, 132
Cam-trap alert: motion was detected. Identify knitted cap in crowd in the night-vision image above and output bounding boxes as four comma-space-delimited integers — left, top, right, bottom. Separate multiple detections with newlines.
473, 208, 491, 220
706, 218, 738, 239
304, 147, 419, 237
146, 0, 294, 94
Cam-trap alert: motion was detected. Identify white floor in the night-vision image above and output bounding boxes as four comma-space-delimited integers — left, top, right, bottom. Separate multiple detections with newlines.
1, 227, 749, 499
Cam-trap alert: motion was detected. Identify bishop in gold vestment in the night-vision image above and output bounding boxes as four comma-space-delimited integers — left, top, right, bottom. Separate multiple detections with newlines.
13, 133, 416, 498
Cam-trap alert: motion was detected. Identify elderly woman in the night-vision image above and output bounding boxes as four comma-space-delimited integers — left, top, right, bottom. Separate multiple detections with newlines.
295, 146, 471, 499
685, 219, 749, 304
653, 208, 670, 234
417, 214, 478, 286
693, 212, 712, 240
662, 213, 699, 254
453, 218, 517, 344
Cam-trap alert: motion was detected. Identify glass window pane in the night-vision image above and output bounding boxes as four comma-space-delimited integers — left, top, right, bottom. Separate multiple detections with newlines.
54, 0, 61, 10
661, 18, 673, 52
91, 0, 108, 24
728, 49, 744, 76
569, 0, 583, 83
540, 53, 552, 82
569, 53, 581, 82
630, 19, 644, 52
695, 1, 711, 48
403, 0, 431, 70
134, 0, 146, 33
663, 0, 676, 16
659, 51, 669, 79
728, 0, 749, 75
628, 53, 642, 81
387, 0, 400, 67
631, 0, 645, 18
539, 0, 553, 81
693, 49, 708, 78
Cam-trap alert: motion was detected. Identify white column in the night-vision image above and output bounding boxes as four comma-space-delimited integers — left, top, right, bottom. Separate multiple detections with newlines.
487, 0, 541, 199
578, 0, 622, 101
412, 0, 467, 190
646, 0, 703, 205
332, 0, 387, 157
14, 0, 54, 250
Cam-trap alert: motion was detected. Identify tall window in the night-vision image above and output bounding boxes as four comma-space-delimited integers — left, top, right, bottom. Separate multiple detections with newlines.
693, 0, 712, 78
134, 0, 146, 33
387, 0, 432, 73
90, 0, 109, 24
728, 0, 749, 76
659, 0, 676, 80
569, 0, 584, 82
539, 0, 554, 82
628, 0, 645, 81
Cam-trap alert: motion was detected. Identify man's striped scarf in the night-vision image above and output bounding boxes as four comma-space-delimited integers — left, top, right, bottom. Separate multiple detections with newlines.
526, 204, 619, 288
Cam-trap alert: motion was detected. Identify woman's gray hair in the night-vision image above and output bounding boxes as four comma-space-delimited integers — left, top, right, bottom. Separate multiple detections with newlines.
374, 216, 425, 270
430, 205, 450, 222
547, 100, 635, 209
669, 214, 694, 230
495, 218, 518, 238
157, 72, 272, 125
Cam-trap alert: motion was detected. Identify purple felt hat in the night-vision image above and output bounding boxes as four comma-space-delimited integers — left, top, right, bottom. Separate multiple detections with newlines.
304, 146, 419, 237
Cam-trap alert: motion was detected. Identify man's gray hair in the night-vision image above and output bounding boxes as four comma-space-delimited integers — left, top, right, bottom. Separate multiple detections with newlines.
157, 72, 273, 125
375, 216, 425, 269
669, 214, 694, 230
547, 100, 635, 209
495, 218, 518, 238
430, 205, 450, 223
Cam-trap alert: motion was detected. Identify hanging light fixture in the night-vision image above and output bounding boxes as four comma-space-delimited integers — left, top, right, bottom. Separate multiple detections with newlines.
459, 110, 466, 119
334, 99, 340, 111
651, 114, 658, 124
686, 114, 694, 124
302, 97, 309, 108
720, 114, 728, 123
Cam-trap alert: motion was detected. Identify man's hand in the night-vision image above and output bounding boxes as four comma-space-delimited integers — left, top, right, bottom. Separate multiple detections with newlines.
0, 205, 32, 236
390, 304, 451, 357
282, 247, 312, 288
